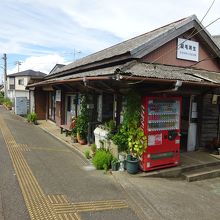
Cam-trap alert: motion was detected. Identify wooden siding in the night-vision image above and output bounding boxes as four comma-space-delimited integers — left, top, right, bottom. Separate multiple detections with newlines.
35, 90, 47, 120
142, 30, 220, 72
55, 101, 61, 126
200, 94, 219, 147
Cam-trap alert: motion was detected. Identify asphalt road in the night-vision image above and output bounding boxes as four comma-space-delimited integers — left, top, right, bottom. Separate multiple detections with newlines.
0, 106, 140, 220
1, 106, 220, 220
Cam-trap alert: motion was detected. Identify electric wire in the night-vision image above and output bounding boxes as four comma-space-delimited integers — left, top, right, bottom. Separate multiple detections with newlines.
125, 0, 218, 83
127, 16, 220, 85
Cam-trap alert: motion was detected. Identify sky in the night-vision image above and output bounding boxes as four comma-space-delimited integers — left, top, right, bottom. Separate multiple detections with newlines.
0, 0, 220, 82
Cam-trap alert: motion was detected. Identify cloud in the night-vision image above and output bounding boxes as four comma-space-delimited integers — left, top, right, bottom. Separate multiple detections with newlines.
0, 0, 121, 56
8, 54, 66, 75
1, 0, 220, 77
1, 0, 220, 57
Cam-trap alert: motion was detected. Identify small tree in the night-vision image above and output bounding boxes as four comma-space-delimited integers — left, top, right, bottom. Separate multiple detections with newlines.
127, 121, 147, 158
112, 90, 147, 155
76, 95, 89, 140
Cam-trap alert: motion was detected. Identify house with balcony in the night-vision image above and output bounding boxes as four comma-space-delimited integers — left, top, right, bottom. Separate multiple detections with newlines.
7, 69, 46, 114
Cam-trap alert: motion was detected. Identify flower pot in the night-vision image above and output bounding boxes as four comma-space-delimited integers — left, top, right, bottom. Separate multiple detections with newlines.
126, 157, 139, 174
71, 136, 78, 143
111, 161, 120, 171
77, 133, 87, 145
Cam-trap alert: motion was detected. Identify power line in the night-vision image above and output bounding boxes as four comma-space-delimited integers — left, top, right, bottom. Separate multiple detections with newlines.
189, 0, 216, 38
201, 0, 215, 23
126, 1, 219, 85
127, 16, 220, 85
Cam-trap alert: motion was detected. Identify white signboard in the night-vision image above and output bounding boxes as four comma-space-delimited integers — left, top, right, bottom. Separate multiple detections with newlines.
56, 90, 61, 102
177, 38, 199, 62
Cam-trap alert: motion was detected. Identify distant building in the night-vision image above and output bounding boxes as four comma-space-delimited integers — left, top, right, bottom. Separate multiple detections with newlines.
7, 70, 46, 114
49, 64, 65, 75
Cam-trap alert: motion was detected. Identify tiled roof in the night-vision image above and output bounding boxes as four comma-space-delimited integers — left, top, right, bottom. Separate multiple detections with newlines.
28, 61, 220, 87
213, 35, 220, 47
48, 15, 199, 77
8, 70, 46, 78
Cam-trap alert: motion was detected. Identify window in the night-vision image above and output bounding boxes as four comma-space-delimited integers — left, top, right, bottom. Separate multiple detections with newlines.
18, 79, 24, 85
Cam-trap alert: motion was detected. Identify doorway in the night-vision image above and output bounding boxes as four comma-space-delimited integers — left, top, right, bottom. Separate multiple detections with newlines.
65, 94, 78, 124
180, 96, 190, 152
48, 92, 56, 121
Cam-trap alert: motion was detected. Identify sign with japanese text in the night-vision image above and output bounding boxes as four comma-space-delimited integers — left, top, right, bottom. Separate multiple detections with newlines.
177, 38, 199, 62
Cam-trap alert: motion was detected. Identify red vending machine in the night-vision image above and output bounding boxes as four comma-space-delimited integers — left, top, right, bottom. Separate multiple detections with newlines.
140, 96, 182, 171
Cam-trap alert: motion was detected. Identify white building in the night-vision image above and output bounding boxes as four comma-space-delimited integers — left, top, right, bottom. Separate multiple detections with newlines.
7, 70, 46, 114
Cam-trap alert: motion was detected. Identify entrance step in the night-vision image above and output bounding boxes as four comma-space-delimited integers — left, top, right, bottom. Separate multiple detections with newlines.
138, 160, 220, 179
182, 164, 220, 182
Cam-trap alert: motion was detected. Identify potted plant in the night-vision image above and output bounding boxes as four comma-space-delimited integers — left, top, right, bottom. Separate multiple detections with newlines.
126, 121, 147, 174
76, 95, 89, 145
111, 157, 120, 171
27, 112, 38, 125
112, 90, 147, 174
71, 126, 78, 143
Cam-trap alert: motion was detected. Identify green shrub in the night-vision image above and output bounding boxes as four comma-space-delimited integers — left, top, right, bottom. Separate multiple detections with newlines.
112, 90, 142, 153
84, 149, 91, 159
3, 98, 12, 109
90, 143, 97, 155
76, 96, 89, 140
27, 112, 37, 124
92, 149, 113, 170
112, 124, 129, 152
0, 93, 4, 104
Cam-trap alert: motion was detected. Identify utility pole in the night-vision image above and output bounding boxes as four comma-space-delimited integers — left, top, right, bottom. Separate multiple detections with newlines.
73, 48, 81, 61
2, 53, 7, 98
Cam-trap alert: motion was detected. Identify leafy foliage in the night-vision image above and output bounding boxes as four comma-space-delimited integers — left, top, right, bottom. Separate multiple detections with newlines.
90, 143, 97, 155
0, 92, 4, 104
123, 90, 141, 126
112, 90, 147, 155
3, 98, 12, 109
27, 112, 37, 124
76, 95, 89, 140
127, 121, 147, 158
84, 149, 91, 159
104, 119, 116, 140
112, 124, 129, 152
92, 148, 113, 170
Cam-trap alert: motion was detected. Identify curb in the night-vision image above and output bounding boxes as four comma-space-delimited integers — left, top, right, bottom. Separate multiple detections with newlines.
38, 125, 88, 165
5, 109, 89, 165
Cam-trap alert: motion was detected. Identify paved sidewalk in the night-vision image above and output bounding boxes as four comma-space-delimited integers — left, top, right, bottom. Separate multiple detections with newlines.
36, 119, 220, 219
1, 107, 141, 220
38, 120, 220, 177
37, 120, 90, 159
